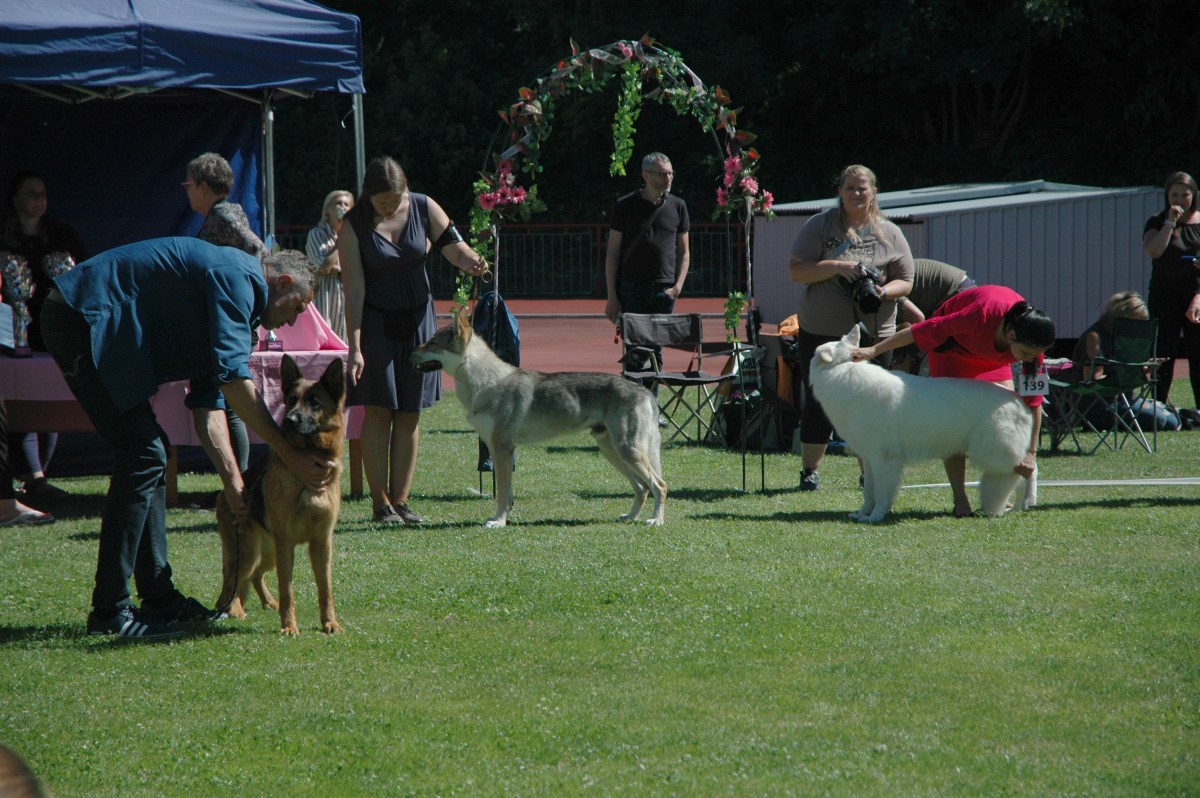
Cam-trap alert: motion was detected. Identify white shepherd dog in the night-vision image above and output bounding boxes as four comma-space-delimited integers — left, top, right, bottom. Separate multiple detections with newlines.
810, 326, 1036, 522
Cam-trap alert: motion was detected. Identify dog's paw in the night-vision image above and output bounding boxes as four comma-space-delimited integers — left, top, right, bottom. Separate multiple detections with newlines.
643, 517, 664, 527
322, 620, 343, 634
223, 603, 247, 620
280, 623, 301, 636
484, 517, 508, 529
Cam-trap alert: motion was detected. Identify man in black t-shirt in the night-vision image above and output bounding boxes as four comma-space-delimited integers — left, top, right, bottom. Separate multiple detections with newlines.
604, 152, 691, 324
605, 154, 691, 392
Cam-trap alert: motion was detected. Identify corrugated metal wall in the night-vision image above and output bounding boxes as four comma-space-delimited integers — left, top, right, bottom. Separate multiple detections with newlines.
752, 188, 1161, 338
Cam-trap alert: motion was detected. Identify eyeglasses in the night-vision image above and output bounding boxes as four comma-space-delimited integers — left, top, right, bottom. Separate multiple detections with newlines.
180, 181, 196, 189
646, 170, 674, 177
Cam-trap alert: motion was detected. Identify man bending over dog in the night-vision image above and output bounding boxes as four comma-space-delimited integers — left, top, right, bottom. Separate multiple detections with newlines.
40, 238, 336, 641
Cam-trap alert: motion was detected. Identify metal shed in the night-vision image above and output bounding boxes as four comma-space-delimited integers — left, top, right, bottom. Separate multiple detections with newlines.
752, 180, 1161, 338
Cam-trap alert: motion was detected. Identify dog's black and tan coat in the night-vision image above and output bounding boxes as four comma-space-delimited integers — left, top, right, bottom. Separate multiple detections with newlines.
215, 355, 345, 635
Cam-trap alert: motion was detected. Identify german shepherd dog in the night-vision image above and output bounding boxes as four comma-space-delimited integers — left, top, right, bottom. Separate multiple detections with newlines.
411, 307, 667, 528
215, 355, 345, 634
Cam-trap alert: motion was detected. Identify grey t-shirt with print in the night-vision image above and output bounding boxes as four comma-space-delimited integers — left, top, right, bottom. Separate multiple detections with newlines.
790, 208, 914, 337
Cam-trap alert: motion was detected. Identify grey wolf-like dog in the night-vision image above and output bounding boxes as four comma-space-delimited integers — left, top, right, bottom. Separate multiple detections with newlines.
810, 325, 1035, 522
411, 307, 667, 527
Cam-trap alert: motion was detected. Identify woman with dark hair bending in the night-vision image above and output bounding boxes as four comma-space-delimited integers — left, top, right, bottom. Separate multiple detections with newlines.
1142, 171, 1200, 408
852, 285, 1055, 517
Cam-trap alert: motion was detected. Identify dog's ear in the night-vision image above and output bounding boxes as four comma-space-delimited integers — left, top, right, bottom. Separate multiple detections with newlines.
280, 354, 301, 391
815, 346, 834, 365
319, 357, 346, 404
455, 305, 473, 343
844, 325, 860, 347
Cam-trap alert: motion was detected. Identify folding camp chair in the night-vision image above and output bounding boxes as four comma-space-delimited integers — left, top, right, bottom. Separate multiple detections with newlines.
619, 313, 737, 445
1045, 317, 1161, 454
620, 312, 764, 491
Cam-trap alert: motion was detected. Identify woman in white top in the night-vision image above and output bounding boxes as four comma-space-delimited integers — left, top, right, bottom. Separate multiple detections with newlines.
306, 190, 354, 340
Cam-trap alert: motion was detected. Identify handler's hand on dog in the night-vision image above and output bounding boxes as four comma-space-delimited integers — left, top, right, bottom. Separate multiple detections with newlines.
1013, 451, 1036, 479
223, 484, 250, 523
851, 346, 876, 362
282, 448, 337, 491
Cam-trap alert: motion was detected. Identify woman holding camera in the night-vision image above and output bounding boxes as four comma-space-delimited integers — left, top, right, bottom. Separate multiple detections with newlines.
787, 164, 914, 491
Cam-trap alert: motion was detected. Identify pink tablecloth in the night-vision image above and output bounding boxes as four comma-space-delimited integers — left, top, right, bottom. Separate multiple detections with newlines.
0, 350, 362, 444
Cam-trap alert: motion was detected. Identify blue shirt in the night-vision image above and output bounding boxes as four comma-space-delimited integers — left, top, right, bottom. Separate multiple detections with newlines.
54, 237, 267, 412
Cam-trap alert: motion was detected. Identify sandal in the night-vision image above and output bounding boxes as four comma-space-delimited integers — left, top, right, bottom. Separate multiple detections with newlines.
0, 508, 56, 526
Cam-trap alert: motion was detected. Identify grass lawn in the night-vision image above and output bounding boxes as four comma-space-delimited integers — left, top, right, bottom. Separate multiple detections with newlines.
1, 389, 1197, 797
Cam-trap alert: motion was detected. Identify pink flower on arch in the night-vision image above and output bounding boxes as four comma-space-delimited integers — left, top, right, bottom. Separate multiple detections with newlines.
723, 156, 741, 188
618, 42, 633, 59
478, 194, 497, 211
740, 176, 759, 196
759, 191, 775, 211
716, 187, 729, 207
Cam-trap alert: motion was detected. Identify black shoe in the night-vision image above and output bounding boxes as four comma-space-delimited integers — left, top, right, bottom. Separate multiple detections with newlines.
373, 505, 404, 524
800, 468, 820, 491
87, 608, 185, 642
394, 503, 423, 524
140, 593, 221, 625
22, 477, 69, 501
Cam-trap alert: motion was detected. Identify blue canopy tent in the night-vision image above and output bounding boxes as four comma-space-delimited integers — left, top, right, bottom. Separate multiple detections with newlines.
0, 0, 365, 253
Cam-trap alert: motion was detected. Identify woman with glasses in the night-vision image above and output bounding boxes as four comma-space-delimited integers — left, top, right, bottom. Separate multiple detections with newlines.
182, 152, 267, 479
183, 152, 266, 257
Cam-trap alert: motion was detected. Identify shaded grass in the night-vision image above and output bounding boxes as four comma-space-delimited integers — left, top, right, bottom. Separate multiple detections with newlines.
1, 392, 1197, 797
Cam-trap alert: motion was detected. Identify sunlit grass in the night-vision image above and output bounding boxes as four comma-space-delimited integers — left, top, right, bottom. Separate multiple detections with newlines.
1, 389, 1197, 797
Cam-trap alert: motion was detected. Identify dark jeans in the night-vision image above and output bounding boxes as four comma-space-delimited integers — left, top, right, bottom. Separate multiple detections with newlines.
618, 279, 676, 390
226, 408, 249, 474
39, 298, 177, 616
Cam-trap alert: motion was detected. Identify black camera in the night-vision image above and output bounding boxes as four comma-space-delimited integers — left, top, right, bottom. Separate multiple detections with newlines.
847, 264, 885, 314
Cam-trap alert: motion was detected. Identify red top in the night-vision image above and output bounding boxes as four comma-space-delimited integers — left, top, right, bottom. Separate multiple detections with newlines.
911, 285, 1045, 407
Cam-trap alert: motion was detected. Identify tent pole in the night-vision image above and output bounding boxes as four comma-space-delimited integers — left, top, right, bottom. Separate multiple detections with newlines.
262, 97, 276, 246
353, 93, 366, 191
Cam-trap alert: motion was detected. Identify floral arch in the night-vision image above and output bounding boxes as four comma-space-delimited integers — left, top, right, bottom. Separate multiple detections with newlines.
459, 35, 774, 330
